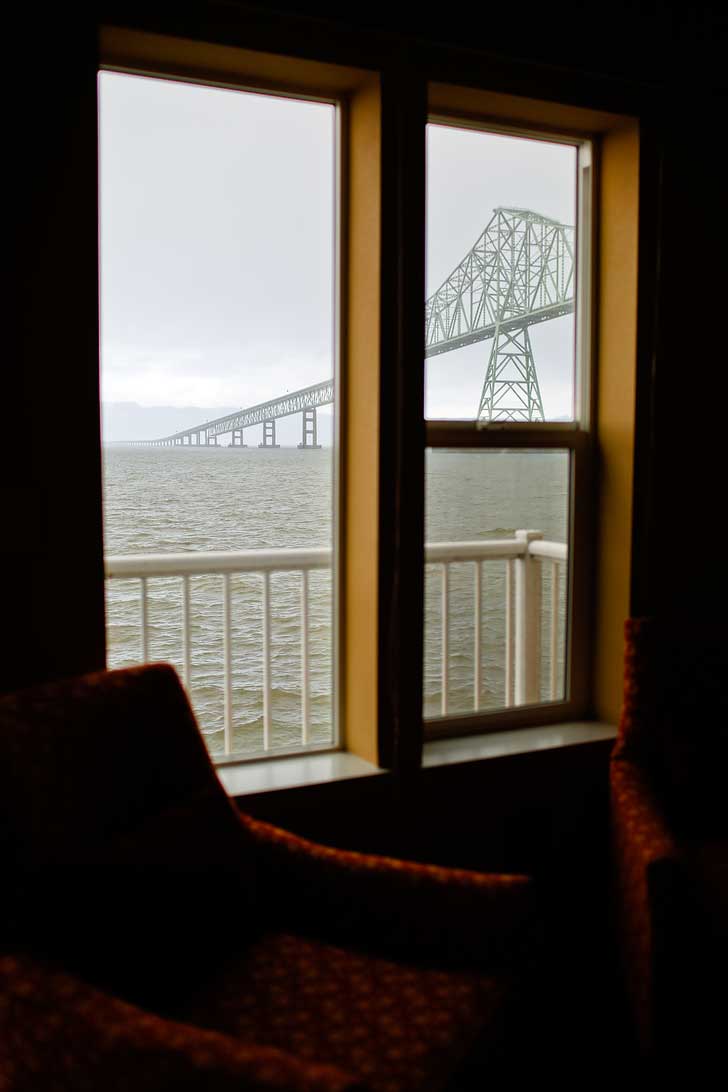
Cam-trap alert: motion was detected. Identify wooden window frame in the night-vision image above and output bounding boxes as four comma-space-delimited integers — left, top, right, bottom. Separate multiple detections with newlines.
97, 24, 641, 775
379, 80, 640, 767
420, 114, 594, 740
98, 26, 382, 765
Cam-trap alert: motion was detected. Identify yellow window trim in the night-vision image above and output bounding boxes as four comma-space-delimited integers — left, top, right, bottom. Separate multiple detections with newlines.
98, 26, 638, 766
427, 82, 639, 726
99, 25, 382, 764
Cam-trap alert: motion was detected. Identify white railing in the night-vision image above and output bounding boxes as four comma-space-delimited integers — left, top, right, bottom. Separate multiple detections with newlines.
105, 530, 566, 756
106, 548, 328, 754
426, 530, 567, 715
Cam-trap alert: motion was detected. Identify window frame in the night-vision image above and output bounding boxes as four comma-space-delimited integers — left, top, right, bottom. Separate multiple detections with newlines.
97, 26, 384, 767
94, 23, 641, 777
416, 80, 640, 747
421, 114, 596, 740
98, 65, 344, 765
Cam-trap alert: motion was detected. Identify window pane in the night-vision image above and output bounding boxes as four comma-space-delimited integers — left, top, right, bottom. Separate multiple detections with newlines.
423, 449, 569, 719
99, 72, 337, 760
426, 124, 577, 422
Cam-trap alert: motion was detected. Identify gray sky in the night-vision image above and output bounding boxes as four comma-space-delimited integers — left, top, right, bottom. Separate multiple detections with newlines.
99, 72, 335, 415
426, 123, 576, 419
99, 72, 577, 436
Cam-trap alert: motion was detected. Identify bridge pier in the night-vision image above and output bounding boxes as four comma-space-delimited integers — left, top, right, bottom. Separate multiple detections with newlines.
298, 407, 321, 449
205, 430, 218, 447
230, 428, 247, 448
259, 420, 280, 448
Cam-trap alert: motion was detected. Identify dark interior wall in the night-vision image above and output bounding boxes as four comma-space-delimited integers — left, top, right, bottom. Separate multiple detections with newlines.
5, 8, 725, 1061
6, 15, 106, 695
5, 1, 727, 859
6, 1, 726, 688
650, 104, 727, 623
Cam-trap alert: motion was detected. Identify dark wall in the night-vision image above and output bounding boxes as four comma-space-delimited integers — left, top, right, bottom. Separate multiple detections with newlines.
7, 1, 726, 691
5, 0, 727, 829
6, 15, 106, 695
5, 4, 724, 1062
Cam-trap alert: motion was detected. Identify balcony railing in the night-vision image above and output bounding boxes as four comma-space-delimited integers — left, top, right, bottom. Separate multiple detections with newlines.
105, 530, 567, 759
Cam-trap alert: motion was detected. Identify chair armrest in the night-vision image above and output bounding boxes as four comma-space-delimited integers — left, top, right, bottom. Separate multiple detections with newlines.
240, 813, 537, 969
610, 756, 684, 1053
611, 755, 680, 873
0, 952, 365, 1092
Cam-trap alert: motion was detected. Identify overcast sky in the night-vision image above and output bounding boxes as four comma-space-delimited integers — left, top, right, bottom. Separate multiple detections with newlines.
99, 72, 577, 435
426, 124, 576, 419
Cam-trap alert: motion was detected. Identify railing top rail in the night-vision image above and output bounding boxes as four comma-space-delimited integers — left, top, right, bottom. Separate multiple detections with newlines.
105, 535, 567, 580
425, 539, 526, 562
105, 547, 332, 579
528, 540, 568, 561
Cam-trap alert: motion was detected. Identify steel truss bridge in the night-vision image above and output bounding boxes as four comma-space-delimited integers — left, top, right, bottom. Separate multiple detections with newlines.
130, 207, 574, 446
127, 380, 333, 449
426, 208, 574, 421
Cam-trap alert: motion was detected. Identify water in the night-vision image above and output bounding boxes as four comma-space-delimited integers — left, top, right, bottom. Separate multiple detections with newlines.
103, 446, 568, 755
423, 449, 569, 718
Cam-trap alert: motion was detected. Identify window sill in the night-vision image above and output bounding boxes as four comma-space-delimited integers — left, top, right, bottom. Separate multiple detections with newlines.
423, 720, 616, 768
216, 721, 616, 801
217, 749, 384, 799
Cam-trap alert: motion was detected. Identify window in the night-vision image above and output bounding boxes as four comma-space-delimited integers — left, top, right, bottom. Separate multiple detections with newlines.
417, 80, 639, 742
99, 67, 340, 763
95, 27, 640, 774
423, 119, 594, 736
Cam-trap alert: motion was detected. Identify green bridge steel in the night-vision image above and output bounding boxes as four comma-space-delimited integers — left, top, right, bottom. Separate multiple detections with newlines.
129, 206, 575, 444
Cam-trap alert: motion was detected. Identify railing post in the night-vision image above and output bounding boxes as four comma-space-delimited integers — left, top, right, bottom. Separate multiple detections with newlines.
514, 529, 543, 705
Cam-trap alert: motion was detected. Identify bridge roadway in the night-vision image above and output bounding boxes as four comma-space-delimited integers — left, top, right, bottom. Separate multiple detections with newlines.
127, 378, 333, 448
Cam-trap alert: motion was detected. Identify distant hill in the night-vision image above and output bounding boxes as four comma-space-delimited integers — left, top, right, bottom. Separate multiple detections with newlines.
102, 402, 334, 447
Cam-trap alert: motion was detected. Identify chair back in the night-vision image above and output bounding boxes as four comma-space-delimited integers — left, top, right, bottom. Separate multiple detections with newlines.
0, 664, 256, 1007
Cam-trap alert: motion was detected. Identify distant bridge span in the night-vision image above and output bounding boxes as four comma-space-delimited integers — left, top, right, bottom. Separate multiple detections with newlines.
127, 379, 333, 449
126, 206, 574, 446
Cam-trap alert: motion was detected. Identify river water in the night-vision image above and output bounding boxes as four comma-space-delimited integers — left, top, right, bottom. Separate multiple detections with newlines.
102, 446, 568, 756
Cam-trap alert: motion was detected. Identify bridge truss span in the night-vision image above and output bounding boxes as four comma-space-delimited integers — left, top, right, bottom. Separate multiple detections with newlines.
206, 380, 333, 438
131, 379, 334, 448
127, 207, 575, 445
425, 207, 575, 421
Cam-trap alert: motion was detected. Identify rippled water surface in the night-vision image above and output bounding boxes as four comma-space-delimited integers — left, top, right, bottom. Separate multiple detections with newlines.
423, 449, 568, 718
103, 447, 334, 757
103, 446, 568, 756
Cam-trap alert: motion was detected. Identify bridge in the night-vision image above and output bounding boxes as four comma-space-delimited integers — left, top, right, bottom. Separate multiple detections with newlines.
128, 207, 574, 446
426, 207, 574, 421
126, 379, 333, 449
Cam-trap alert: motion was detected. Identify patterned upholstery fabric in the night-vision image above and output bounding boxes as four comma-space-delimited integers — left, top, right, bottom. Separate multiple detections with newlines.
0, 664, 258, 1010
0, 952, 364, 1092
611, 618, 728, 1064
610, 752, 681, 1052
0, 663, 535, 1091
180, 932, 511, 1092
612, 617, 658, 763
240, 812, 536, 970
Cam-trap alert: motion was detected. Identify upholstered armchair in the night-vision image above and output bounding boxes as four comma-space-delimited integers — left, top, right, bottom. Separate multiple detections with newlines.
610, 618, 728, 1068
0, 664, 537, 1091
